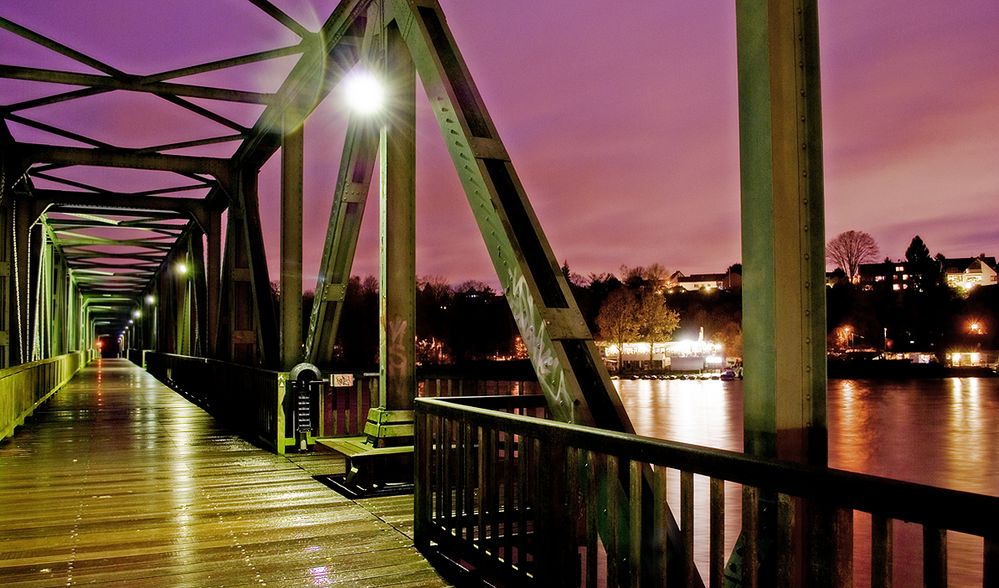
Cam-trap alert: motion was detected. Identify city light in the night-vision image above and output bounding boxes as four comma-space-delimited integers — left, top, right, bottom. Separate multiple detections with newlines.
343, 70, 385, 115
176, 261, 188, 275
132, 310, 141, 319
145, 294, 156, 305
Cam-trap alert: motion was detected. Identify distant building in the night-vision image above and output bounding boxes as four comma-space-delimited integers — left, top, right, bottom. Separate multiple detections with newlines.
599, 338, 725, 371
855, 260, 937, 292
854, 255, 997, 292
856, 261, 910, 291
671, 267, 741, 292
942, 256, 997, 291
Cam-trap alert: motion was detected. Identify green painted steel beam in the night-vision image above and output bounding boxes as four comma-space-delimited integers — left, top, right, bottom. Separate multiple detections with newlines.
733, 0, 832, 584
279, 114, 304, 370
387, 0, 627, 430
737, 0, 827, 465
304, 120, 378, 365
0, 64, 273, 104
16, 144, 232, 183
379, 5, 417, 413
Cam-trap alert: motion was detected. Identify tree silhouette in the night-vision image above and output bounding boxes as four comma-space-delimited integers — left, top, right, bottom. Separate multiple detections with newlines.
905, 235, 931, 264
905, 235, 937, 291
826, 230, 880, 280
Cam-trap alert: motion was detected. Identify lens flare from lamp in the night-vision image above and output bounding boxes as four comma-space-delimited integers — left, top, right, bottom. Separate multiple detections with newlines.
344, 71, 385, 115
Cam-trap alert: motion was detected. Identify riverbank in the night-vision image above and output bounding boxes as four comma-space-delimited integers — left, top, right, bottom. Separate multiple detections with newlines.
828, 360, 997, 379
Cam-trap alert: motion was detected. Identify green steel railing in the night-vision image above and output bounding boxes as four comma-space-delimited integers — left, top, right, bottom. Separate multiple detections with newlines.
0, 351, 89, 442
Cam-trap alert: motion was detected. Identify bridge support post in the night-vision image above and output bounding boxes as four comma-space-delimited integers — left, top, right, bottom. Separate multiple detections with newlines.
373, 7, 417, 438
206, 210, 221, 358
280, 114, 304, 370
736, 0, 847, 584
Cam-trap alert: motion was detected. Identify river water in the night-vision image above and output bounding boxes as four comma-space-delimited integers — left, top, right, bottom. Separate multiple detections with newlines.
614, 377, 999, 586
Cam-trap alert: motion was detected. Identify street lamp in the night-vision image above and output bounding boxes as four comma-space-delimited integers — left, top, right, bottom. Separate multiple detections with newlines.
145, 294, 155, 305
343, 70, 385, 115
176, 261, 188, 276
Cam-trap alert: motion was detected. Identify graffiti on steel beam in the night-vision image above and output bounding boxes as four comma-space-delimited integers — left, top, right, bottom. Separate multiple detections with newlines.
386, 317, 408, 373
505, 267, 573, 422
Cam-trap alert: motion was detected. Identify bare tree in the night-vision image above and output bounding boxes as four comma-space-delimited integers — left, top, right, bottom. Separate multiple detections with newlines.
826, 230, 880, 280
619, 263, 672, 293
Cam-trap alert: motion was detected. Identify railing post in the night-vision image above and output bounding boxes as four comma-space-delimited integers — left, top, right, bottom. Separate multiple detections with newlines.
414, 408, 432, 550
984, 536, 997, 587
275, 372, 288, 455
923, 526, 946, 588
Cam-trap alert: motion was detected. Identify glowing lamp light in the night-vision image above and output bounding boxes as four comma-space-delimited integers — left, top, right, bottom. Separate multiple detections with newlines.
176, 262, 189, 275
145, 294, 156, 305
343, 70, 385, 115
133, 310, 142, 319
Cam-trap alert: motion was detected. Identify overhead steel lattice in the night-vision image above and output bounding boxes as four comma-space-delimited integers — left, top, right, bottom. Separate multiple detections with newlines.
0, 0, 366, 352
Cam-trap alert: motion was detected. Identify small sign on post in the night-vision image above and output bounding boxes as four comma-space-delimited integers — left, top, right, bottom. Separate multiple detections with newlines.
331, 373, 354, 388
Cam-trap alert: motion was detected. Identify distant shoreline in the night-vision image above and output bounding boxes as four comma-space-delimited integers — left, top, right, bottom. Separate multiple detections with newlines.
827, 361, 996, 379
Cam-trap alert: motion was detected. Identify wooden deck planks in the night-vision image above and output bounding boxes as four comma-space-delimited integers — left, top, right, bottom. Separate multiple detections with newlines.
0, 359, 446, 587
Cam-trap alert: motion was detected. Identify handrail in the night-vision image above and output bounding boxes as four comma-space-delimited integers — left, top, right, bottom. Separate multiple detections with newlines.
415, 395, 999, 586
0, 351, 89, 441
144, 352, 287, 452
418, 396, 997, 538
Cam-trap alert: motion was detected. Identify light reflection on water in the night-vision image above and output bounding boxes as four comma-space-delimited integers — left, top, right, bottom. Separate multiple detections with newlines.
614, 377, 999, 586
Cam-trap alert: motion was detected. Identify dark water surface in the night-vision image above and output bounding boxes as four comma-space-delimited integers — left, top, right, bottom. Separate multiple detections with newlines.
614, 377, 999, 586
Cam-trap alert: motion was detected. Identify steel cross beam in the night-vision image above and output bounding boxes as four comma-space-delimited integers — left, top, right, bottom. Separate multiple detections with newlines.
28, 189, 214, 233
0, 65, 273, 104
15, 144, 232, 184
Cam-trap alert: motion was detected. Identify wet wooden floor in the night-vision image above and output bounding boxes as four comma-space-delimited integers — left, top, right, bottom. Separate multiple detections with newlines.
0, 359, 447, 587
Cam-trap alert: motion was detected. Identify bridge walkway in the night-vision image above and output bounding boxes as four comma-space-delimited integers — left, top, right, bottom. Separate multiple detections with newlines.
0, 359, 445, 587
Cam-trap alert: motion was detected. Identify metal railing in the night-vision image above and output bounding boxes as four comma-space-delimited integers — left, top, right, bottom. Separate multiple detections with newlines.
415, 395, 999, 587
320, 363, 540, 439
0, 351, 89, 441
145, 352, 285, 452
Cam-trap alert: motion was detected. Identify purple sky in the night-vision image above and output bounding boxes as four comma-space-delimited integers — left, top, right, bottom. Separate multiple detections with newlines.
2, 1, 998, 289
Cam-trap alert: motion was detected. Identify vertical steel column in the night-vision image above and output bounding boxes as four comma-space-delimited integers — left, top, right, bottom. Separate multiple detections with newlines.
280, 115, 304, 370
206, 210, 221, 357
738, 0, 826, 466
737, 0, 835, 583
378, 10, 417, 415
190, 228, 207, 356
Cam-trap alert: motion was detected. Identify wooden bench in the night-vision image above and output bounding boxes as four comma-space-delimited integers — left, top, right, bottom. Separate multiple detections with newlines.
316, 437, 413, 489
